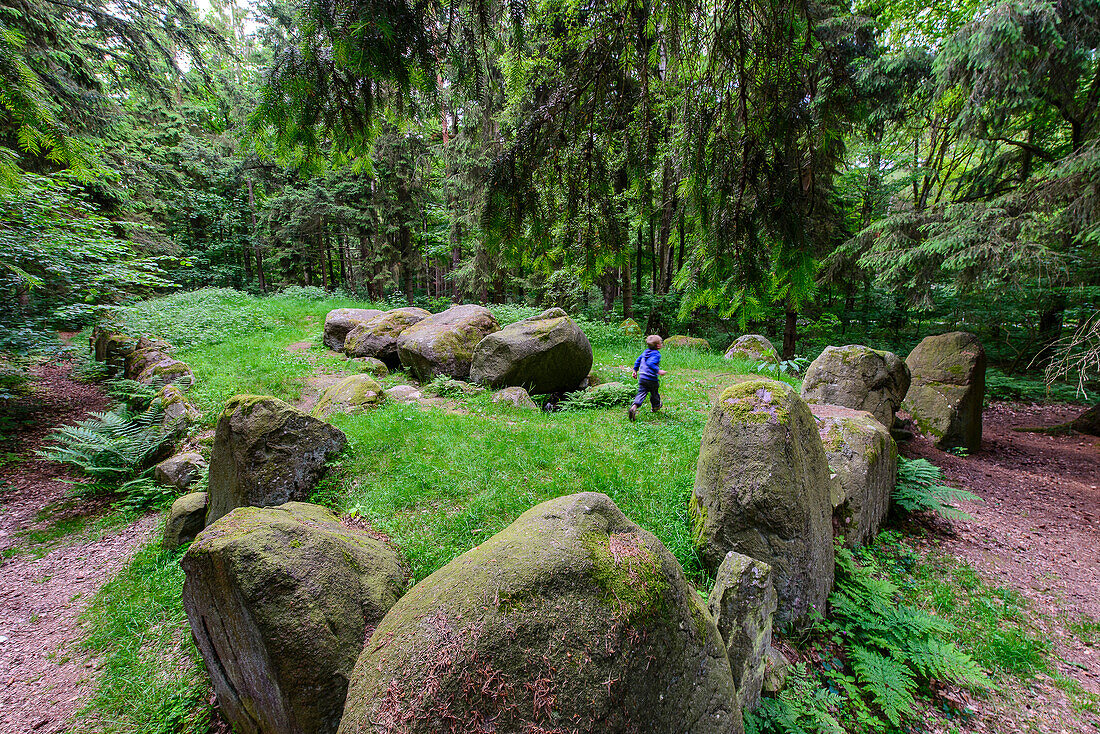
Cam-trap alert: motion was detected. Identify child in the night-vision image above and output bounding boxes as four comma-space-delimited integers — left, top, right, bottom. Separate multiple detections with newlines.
629, 334, 667, 421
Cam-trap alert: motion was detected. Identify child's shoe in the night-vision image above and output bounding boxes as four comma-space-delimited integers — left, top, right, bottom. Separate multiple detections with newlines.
628, 405, 637, 422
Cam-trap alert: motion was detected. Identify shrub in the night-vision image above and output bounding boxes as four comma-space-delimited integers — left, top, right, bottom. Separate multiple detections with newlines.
893, 457, 980, 520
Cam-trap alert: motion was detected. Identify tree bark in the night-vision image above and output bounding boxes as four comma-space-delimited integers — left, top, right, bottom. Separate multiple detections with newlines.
782, 307, 797, 360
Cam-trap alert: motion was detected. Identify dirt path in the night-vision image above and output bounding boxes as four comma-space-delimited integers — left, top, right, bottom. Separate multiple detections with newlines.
905, 401, 1100, 732
0, 361, 157, 734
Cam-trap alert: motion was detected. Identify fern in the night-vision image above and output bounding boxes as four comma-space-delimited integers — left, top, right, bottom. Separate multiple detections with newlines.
893, 457, 981, 519
558, 381, 635, 410
37, 402, 169, 483
744, 664, 845, 734
848, 647, 917, 726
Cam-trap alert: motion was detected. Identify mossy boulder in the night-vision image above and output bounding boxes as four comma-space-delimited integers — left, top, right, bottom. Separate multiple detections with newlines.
383, 385, 421, 402
664, 334, 711, 350
469, 307, 593, 394
691, 379, 833, 627
619, 318, 643, 337
491, 385, 538, 409
182, 502, 404, 734
310, 375, 385, 419
206, 396, 347, 526
163, 491, 208, 550
724, 335, 779, 365
903, 332, 986, 451
124, 347, 171, 380
349, 357, 388, 377
396, 304, 500, 380
343, 307, 431, 365
800, 345, 910, 429
323, 308, 385, 351
156, 384, 201, 436
809, 404, 897, 548
92, 330, 135, 377
155, 451, 206, 490
707, 551, 776, 713
1072, 404, 1100, 437
337, 492, 741, 734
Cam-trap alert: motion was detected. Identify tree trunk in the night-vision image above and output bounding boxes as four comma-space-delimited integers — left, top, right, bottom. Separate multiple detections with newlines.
782, 308, 797, 360
622, 262, 633, 318
247, 178, 266, 293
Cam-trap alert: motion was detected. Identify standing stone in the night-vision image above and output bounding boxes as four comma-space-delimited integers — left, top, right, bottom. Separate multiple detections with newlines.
691, 379, 833, 627
903, 332, 986, 451
810, 404, 897, 548
158, 384, 201, 436
396, 305, 500, 380
182, 502, 404, 734
620, 318, 643, 337
664, 335, 711, 350
343, 308, 431, 365
163, 491, 208, 550
155, 451, 206, 490
206, 396, 347, 525
310, 375, 385, 418
724, 335, 779, 365
1072, 404, 1100, 437
323, 309, 385, 351
800, 345, 910, 429
92, 330, 135, 377
338, 492, 741, 734
707, 552, 776, 712
469, 307, 593, 393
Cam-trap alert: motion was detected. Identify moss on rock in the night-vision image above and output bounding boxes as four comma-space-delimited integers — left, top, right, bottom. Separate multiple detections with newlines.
664, 335, 711, 350
800, 344, 910, 429
902, 332, 986, 451
724, 335, 779, 365
396, 305, 499, 380
469, 308, 593, 394
343, 308, 430, 364
310, 375, 385, 418
323, 308, 385, 351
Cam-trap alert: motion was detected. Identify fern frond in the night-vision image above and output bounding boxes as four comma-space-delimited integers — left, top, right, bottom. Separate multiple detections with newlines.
849, 646, 917, 726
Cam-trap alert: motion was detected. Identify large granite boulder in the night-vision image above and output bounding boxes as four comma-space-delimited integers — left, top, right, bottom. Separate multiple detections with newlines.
343, 308, 431, 365
157, 384, 201, 436
724, 335, 779, 365
338, 492, 741, 734
396, 305, 500, 380
707, 552, 776, 713
163, 491, 208, 550
903, 332, 986, 451
691, 379, 833, 627
810, 404, 897, 548
323, 308, 385, 351
800, 345, 910, 429
206, 396, 347, 526
310, 375, 385, 419
182, 502, 404, 734
469, 307, 593, 394
664, 335, 711, 350
155, 451, 206, 490
91, 330, 135, 377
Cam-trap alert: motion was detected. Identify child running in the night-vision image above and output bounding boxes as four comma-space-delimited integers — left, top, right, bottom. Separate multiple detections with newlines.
629, 334, 667, 421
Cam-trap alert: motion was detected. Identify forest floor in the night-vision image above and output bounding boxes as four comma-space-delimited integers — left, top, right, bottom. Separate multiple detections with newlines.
0, 360, 156, 734
904, 402, 1100, 733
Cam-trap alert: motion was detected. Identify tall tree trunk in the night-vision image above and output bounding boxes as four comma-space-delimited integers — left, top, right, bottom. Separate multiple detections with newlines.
247, 178, 266, 293
622, 262, 633, 318
319, 231, 330, 291
635, 225, 643, 297
782, 307, 797, 360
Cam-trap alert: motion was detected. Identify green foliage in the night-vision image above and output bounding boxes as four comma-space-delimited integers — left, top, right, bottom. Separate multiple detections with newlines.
892, 457, 981, 520
558, 382, 636, 411
75, 544, 210, 734
422, 375, 476, 398
114, 288, 277, 350
37, 403, 168, 485
986, 368, 1082, 403
751, 357, 811, 380
744, 664, 845, 734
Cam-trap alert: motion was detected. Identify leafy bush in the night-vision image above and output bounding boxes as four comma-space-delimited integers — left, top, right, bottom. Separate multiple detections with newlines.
745, 664, 844, 734
422, 375, 481, 398
276, 285, 330, 301
558, 381, 635, 410
893, 457, 980, 520
750, 356, 811, 379
113, 288, 275, 349
37, 402, 169, 485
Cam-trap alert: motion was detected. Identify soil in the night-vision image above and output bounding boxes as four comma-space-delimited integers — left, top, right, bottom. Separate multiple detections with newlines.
904, 401, 1100, 734
0, 360, 156, 734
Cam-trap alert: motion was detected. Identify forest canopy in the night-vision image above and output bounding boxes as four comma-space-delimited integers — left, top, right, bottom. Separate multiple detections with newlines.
0, 0, 1097, 388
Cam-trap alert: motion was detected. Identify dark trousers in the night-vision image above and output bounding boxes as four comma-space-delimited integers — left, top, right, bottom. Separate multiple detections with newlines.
633, 379, 662, 410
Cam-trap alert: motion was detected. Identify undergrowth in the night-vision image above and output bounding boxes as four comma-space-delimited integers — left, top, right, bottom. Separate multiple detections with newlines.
892, 457, 981, 520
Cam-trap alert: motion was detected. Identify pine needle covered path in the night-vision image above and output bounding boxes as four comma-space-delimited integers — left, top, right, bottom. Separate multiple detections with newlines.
0, 360, 157, 734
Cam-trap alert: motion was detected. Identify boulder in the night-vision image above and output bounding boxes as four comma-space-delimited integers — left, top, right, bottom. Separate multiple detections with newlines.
810, 404, 897, 548
310, 375, 385, 419
707, 552, 776, 712
664, 335, 711, 350
349, 357, 388, 377
800, 345, 910, 429
155, 451, 206, 490
762, 647, 790, 694
92, 330, 135, 377
691, 379, 833, 627
157, 384, 201, 436
724, 335, 779, 365
206, 396, 347, 526
182, 502, 404, 734
323, 308, 385, 351
383, 385, 421, 403
619, 318, 643, 337
344, 308, 431, 365
338, 492, 741, 734
469, 307, 593, 394
491, 386, 538, 410
124, 347, 171, 380
396, 305, 500, 380
1072, 404, 1100, 437
903, 332, 986, 451
163, 491, 208, 550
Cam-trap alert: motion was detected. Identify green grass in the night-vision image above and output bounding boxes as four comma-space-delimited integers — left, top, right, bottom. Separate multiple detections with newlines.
74, 543, 210, 734
1, 500, 137, 560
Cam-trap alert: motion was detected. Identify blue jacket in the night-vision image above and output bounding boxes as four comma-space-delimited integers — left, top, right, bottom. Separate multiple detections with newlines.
634, 349, 661, 383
